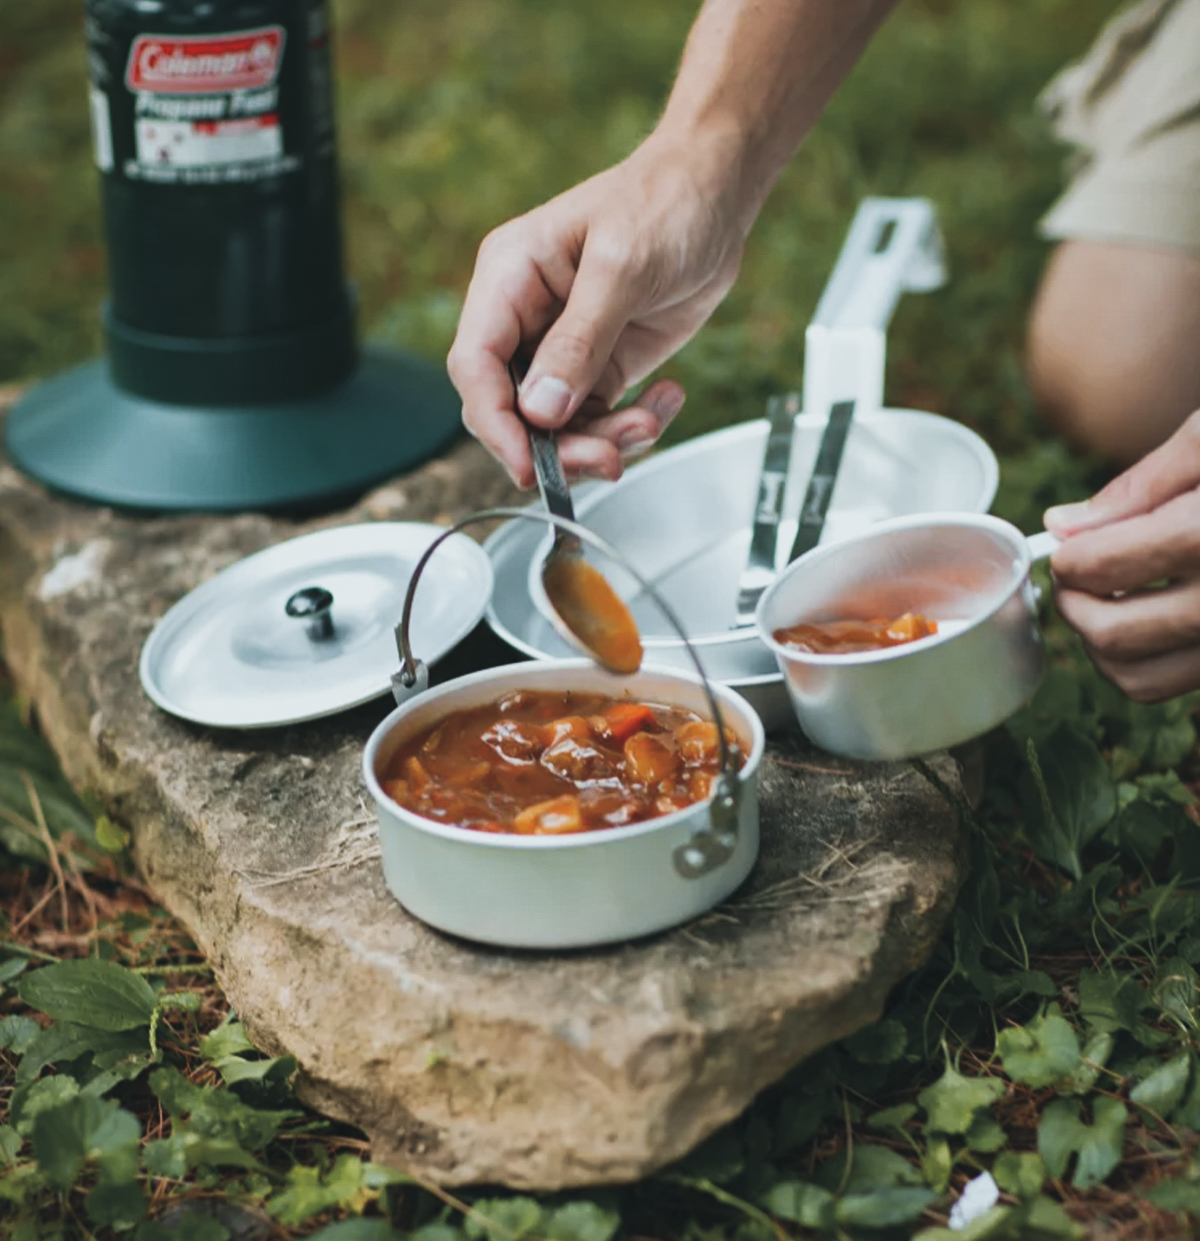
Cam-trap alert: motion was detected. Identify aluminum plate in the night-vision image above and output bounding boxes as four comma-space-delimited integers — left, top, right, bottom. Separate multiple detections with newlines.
485, 407, 997, 722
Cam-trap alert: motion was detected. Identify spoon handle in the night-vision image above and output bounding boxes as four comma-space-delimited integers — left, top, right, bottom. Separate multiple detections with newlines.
527, 424, 577, 526
509, 355, 582, 549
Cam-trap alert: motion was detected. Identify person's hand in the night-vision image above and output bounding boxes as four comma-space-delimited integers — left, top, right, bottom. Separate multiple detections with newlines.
1044, 408, 1200, 701
447, 129, 753, 488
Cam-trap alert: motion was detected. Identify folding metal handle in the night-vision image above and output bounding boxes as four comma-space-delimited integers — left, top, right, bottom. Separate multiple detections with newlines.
802, 198, 947, 415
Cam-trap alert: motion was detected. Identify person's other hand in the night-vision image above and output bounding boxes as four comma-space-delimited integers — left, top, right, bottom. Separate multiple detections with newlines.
447, 130, 751, 488
1045, 408, 1200, 701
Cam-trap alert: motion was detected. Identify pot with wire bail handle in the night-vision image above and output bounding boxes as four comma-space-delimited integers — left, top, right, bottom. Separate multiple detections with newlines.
755, 512, 1060, 760
361, 506, 766, 949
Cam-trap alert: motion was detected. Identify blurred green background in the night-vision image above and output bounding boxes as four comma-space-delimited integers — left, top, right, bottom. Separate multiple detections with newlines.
0, 0, 1119, 479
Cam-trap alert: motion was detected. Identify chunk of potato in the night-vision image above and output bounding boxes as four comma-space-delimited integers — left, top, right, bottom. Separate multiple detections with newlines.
623, 733, 679, 784
512, 794, 585, 835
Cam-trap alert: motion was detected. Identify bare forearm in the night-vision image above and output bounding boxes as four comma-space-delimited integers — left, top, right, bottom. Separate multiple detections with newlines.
656, 0, 899, 226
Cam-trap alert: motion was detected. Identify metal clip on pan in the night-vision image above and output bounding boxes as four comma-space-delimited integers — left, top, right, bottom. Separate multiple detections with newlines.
391, 507, 744, 880
731, 199, 948, 624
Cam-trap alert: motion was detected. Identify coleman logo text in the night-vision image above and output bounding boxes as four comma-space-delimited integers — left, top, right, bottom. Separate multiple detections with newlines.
125, 28, 286, 94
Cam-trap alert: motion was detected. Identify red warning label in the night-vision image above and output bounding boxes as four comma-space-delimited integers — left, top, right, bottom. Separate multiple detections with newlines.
126, 28, 286, 95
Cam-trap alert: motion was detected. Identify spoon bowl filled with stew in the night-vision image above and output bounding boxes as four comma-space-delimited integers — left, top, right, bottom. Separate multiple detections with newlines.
362, 660, 765, 948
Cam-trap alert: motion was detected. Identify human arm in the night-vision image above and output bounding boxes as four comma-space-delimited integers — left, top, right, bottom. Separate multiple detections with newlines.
1044, 409, 1200, 701
447, 0, 899, 488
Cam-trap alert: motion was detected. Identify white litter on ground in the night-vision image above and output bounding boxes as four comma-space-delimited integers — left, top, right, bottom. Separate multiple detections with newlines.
948, 1170, 1000, 1230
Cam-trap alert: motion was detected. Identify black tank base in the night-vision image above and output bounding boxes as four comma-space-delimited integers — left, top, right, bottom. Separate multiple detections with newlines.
4, 346, 463, 514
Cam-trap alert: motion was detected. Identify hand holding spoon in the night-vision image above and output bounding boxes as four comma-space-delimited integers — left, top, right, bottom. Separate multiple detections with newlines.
511, 360, 643, 675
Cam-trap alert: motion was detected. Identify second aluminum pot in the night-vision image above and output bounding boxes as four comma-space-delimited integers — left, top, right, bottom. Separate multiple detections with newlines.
755, 513, 1059, 759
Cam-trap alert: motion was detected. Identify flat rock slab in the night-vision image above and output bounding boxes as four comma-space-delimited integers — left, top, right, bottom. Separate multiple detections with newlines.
0, 404, 964, 1189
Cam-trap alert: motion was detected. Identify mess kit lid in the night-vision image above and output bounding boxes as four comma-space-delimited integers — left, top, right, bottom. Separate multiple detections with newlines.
139, 523, 493, 728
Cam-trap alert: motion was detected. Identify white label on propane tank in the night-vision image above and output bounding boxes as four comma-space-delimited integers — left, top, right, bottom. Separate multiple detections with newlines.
135, 114, 283, 169
89, 87, 113, 172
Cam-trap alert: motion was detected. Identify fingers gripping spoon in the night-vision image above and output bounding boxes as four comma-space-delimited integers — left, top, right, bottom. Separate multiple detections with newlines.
512, 360, 644, 675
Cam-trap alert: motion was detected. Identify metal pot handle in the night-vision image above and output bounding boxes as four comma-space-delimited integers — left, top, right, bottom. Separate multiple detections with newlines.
1026, 530, 1061, 562
391, 507, 742, 879
803, 197, 947, 413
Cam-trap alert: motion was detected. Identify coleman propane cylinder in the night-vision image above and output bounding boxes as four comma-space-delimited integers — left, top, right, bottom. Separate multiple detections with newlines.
84, 0, 355, 403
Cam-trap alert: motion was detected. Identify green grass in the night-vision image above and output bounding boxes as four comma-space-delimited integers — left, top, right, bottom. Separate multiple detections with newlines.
14, 3, 1200, 1240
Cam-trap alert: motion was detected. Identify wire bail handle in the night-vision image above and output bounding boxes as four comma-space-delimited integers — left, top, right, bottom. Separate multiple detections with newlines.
392, 507, 744, 878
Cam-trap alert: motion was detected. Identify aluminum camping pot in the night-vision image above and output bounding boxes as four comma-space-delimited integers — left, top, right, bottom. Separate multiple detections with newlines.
363, 507, 765, 949
755, 513, 1060, 759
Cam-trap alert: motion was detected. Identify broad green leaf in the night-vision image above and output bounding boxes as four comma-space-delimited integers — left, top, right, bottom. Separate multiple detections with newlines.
918, 1063, 1005, 1135
1146, 1178, 1200, 1212
867, 1103, 917, 1132
1153, 959, 1200, 1032
1130, 1053, 1191, 1123
18, 960, 156, 1031
1019, 1196, 1084, 1238
913, 1205, 1012, 1241
409, 1226, 465, 1241
762, 1181, 834, 1229
1172, 1054, 1200, 1129
964, 1114, 1008, 1153
268, 1154, 378, 1227
1138, 771, 1197, 806
199, 1020, 256, 1062
1077, 971, 1150, 1037
0, 1125, 22, 1164
135, 1217, 231, 1241
143, 1135, 187, 1179
86, 1178, 147, 1230
993, 970, 1059, 1003
1122, 698, 1198, 771
997, 1011, 1080, 1088
16, 1019, 148, 1085
1021, 725, 1115, 880
151, 1068, 295, 1151
844, 1018, 908, 1064
992, 1151, 1044, 1200
1106, 798, 1178, 868
11, 1074, 80, 1135
834, 1187, 936, 1228
30, 1094, 140, 1190
1038, 1099, 1080, 1181
921, 1135, 952, 1192
1063, 1032, 1113, 1096
94, 815, 130, 852
543, 1200, 621, 1241
213, 1052, 297, 1089
465, 1197, 544, 1241
1037, 1097, 1126, 1189
0, 1015, 39, 1054
814, 1143, 924, 1193
0, 958, 29, 986
307, 1222, 404, 1241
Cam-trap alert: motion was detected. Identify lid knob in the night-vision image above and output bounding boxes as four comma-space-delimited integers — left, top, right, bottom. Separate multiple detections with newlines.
286, 586, 335, 642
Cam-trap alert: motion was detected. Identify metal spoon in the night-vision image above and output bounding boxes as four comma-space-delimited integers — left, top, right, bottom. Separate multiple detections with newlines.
511, 359, 643, 675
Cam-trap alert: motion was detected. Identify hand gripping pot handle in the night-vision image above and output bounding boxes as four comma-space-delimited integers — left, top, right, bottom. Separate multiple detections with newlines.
390, 506, 744, 880
803, 197, 947, 413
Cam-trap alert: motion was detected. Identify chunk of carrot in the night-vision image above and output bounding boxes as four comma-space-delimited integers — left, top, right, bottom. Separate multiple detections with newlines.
599, 701, 656, 743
